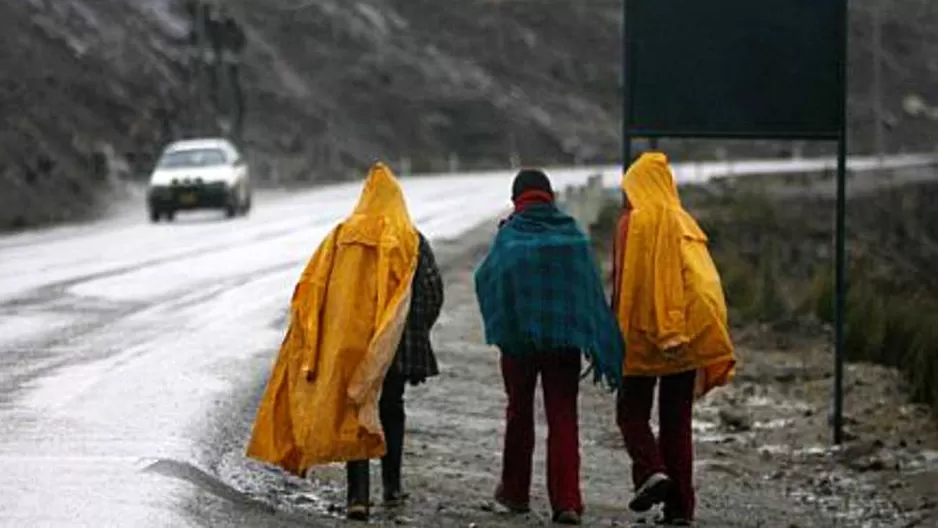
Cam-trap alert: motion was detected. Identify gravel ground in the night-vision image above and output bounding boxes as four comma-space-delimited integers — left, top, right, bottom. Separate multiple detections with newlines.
195, 220, 938, 527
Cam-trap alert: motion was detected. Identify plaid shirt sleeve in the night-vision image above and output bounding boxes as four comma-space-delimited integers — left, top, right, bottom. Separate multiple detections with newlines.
418, 235, 444, 327
396, 233, 444, 384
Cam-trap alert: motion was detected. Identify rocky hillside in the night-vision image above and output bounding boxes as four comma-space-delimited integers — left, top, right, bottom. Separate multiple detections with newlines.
2, 0, 938, 228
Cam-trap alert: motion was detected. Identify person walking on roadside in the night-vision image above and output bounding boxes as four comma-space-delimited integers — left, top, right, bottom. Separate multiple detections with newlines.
475, 169, 624, 526
612, 153, 736, 526
246, 162, 444, 522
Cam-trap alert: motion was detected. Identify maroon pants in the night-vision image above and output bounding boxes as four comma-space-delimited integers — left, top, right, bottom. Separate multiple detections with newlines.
617, 370, 696, 519
498, 352, 583, 514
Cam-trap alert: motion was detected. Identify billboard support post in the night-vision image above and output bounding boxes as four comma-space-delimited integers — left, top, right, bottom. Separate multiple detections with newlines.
622, 0, 632, 172
833, 132, 847, 445
832, 0, 850, 445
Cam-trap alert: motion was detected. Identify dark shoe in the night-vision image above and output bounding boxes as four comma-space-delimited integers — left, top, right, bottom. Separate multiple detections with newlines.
655, 516, 693, 526
656, 503, 694, 526
553, 510, 582, 525
494, 488, 531, 514
346, 503, 369, 521
383, 490, 410, 508
628, 472, 672, 513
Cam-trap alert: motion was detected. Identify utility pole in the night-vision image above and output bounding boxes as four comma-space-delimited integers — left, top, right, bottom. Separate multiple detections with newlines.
195, 3, 208, 134
872, 2, 886, 168
508, 131, 520, 169
495, 0, 504, 60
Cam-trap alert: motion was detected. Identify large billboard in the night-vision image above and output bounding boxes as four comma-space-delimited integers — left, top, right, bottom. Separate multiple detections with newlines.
624, 0, 847, 139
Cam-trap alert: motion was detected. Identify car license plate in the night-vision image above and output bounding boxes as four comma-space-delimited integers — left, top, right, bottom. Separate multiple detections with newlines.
180, 192, 197, 205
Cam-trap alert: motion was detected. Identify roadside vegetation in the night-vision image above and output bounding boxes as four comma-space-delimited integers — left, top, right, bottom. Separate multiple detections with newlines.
590, 170, 938, 415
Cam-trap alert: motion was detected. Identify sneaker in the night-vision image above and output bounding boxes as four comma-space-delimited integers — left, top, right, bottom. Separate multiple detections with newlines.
553, 510, 583, 525
494, 488, 531, 514
346, 503, 369, 521
628, 472, 672, 513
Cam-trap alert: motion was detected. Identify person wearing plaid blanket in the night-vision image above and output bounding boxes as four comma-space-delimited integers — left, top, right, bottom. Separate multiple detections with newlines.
475, 169, 625, 526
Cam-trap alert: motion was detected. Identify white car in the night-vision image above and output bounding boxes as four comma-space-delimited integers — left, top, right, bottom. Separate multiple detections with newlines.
146, 138, 252, 222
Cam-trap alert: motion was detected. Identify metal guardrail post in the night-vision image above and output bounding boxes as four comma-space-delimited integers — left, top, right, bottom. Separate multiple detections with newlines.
587, 174, 603, 227
560, 174, 608, 235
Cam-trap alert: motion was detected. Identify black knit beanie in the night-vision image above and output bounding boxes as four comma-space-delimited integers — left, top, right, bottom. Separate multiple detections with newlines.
511, 169, 554, 201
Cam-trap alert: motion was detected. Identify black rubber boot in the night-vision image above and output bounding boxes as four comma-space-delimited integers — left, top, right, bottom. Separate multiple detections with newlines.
346, 460, 370, 521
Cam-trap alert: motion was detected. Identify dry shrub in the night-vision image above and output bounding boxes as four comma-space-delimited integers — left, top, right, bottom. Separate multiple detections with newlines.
591, 198, 622, 247
813, 268, 938, 413
713, 248, 759, 323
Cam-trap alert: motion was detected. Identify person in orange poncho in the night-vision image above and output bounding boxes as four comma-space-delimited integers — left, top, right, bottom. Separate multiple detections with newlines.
612, 153, 736, 526
246, 163, 444, 521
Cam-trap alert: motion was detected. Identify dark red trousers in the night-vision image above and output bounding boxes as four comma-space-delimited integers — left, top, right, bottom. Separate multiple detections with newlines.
617, 370, 696, 519
498, 352, 583, 514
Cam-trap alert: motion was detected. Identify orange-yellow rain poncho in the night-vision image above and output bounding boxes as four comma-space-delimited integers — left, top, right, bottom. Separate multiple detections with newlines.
246, 163, 419, 476
614, 153, 735, 398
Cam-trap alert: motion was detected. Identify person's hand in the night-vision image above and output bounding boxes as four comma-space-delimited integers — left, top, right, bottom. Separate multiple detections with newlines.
661, 344, 684, 361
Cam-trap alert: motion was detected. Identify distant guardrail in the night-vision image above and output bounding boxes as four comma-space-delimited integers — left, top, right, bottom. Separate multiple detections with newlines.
397, 152, 938, 190
568, 153, 938, 189
558, 153, 938, 233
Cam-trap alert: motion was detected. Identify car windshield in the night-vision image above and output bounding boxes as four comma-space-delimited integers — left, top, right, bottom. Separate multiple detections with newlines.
157, 148, 227, 169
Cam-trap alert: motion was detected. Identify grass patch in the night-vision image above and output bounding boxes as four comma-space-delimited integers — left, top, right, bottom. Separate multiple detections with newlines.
812, 269, 938, 409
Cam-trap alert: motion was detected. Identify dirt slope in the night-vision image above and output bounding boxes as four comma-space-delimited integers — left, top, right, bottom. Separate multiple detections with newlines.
3, 0, 938, 229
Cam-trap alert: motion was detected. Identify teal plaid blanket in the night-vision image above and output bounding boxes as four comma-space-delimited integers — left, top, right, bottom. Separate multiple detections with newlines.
474, 204, 624, 388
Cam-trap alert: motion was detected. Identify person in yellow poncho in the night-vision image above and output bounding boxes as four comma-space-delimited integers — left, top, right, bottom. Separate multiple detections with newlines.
246, 163, 444, 521
612, 153, 736, 526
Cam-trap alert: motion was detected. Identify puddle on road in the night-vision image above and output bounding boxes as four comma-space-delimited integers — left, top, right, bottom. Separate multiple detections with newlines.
759, 443, 830, 458
739, 394, 812, 412
753, 418, 796, 430
787, 471, 915, 527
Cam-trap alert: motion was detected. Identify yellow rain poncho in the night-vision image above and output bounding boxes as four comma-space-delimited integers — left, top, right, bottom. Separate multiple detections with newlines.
615, 153, 735, 398
246, 163, 419, 475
